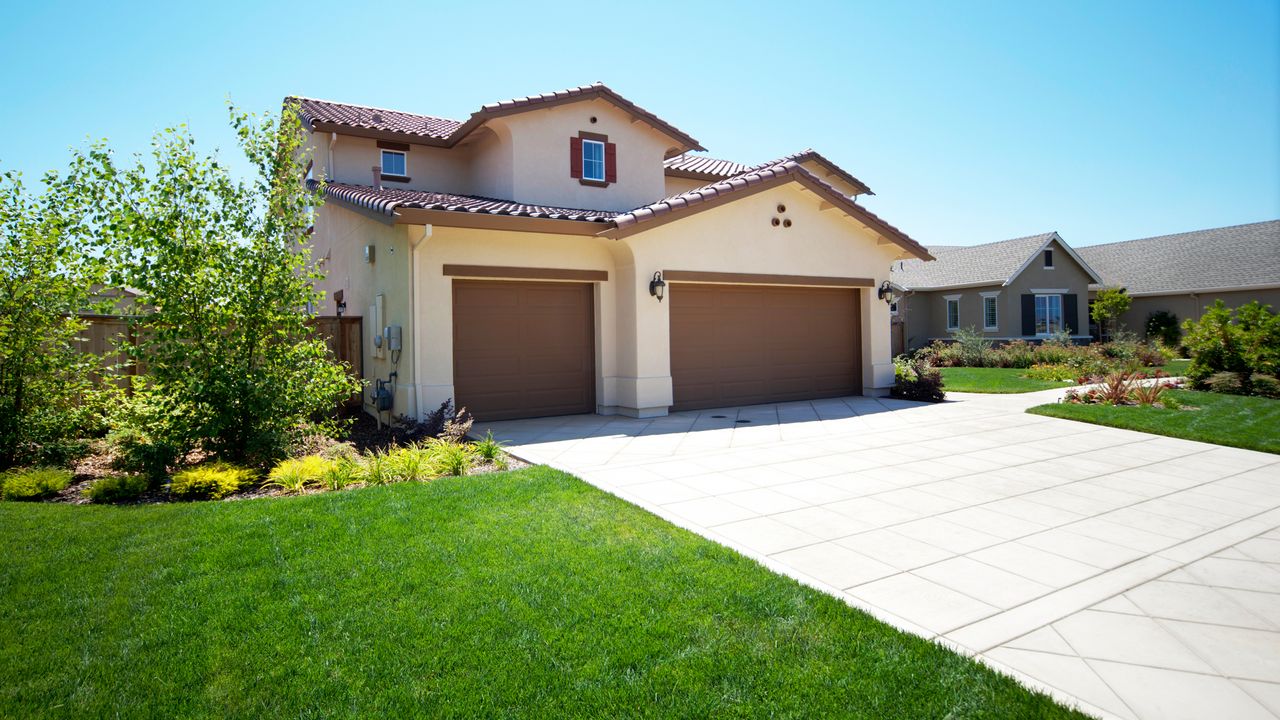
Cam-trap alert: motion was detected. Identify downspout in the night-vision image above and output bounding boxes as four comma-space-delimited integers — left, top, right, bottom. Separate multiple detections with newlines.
327, 132, 338, 180
409, 224, 433, 420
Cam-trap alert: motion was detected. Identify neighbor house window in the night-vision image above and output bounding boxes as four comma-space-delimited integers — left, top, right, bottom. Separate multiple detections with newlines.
581, 139, 606, 182
945, 296, 960, 331
1035, 294, 1063, 334
889, 301, 899, 316
982, 295, 998, 331
380, 149, 406, 177
1043, 249, 1054, 269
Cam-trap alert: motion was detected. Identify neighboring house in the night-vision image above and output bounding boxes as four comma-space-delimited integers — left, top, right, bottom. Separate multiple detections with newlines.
889, 232, 1103, 352
1077, 220, 1280, 339
293, 83, 931, 421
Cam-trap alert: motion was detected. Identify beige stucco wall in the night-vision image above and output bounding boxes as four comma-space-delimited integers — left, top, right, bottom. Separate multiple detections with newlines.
901, 239, 1094, 348
411, 226, 620, 416
1112, 287, 1280, 339
615, 182, 907, 411
663, 175, 709, 196
480, 98, 678, 212
308, 204, 417, 416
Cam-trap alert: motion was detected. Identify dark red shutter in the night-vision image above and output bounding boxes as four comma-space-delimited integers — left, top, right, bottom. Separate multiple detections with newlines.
604, 142, 617, 183
569, 136, 583, 179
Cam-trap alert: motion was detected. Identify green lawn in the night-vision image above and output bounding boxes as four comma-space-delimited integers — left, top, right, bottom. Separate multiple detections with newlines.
1161, 358, 1192, 376
0, 468, 1082, 719
1029, 390, 1280, 454
940, 367, 1075, 393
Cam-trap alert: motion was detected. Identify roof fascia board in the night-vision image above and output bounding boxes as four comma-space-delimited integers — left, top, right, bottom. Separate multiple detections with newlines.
900, 280, 1008, 292
1124, 283, 1280, 297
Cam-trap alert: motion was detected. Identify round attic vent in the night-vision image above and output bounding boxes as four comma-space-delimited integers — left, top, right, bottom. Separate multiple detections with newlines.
771, 217, 781, 227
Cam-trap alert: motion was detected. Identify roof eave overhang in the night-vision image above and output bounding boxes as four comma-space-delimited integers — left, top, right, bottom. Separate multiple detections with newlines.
600, 170, 931, 261
308, 120, 453, 148
322, 194, 609, 237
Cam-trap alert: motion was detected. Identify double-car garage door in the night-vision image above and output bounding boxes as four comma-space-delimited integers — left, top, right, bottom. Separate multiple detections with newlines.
669, 283, 861, 411
452, 278, 861, 420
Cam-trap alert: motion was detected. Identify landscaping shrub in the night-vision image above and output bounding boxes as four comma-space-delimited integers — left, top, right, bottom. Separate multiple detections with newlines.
265, 455, 334, 494
473, 431, 505, 463
1251, 374, 1280, 399
383, 446, 437, 483
1091, 287, 1132, 340
324, 457, 363, 490
1146, 310, 1182, 348
0, 467, 72, 501
952, 327, 995, 367
1183, 301, 1280, 394
1204, 371, 1246, 395
891, 357, 945, 402
169, 463, 256, 500
106, 390, 184, 480
84, 474, 149, 503
427, 439, 476, 477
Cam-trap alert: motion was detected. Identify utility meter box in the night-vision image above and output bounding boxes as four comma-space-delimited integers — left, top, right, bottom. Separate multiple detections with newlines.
383, 325, 402, 352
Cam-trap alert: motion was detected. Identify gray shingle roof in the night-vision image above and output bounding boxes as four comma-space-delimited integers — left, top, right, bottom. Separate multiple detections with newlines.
1077, 220, 1280, 295
891, 233, 1058, 290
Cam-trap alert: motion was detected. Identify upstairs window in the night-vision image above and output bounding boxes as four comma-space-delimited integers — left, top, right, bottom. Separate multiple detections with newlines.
570, 132, 616, 186
582, 140, 605, 182
380, 149, 407, 178
1043, 249, 1054, 268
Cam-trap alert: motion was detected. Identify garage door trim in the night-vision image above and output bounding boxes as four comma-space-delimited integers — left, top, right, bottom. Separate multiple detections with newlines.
663, 269, 874, 288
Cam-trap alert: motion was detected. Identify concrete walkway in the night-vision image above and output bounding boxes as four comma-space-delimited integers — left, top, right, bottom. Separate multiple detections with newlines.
477, 389, 1280, 720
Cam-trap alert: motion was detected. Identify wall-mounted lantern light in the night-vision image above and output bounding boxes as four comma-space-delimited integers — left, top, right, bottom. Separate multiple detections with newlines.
334, 289, 347, 317
877, 280, 899, 306
649, 271, 666, 302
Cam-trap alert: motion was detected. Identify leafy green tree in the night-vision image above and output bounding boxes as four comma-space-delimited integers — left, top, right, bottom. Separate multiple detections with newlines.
1090, 288, 1132, 341
0, 167, 108, 468
80, 103, 360, 464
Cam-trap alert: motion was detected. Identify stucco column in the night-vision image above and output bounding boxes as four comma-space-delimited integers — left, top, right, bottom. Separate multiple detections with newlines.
607, 246, 672, 417
863, 285, 895, 396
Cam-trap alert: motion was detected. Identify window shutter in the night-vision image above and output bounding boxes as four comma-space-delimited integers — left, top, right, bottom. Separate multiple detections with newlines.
569, 136, 583, 179
604, 142, 617, 183
1063, 294, 1079, 335
1021, 294, 1036, 336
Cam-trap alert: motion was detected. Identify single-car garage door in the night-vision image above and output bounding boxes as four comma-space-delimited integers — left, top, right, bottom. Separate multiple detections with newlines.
670, 283, 860, 411
452, 280, 595, 421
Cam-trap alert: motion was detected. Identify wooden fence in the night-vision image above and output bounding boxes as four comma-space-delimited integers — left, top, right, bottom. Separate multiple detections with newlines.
75, 315, 363, 390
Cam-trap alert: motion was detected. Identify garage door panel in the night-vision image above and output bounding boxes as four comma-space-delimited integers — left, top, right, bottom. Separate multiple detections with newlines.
670, 284, 860, 411
453, 280, 595, 421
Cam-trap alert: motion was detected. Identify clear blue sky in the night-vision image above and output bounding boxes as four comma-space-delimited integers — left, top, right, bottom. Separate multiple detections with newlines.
2, 0, 1276, 247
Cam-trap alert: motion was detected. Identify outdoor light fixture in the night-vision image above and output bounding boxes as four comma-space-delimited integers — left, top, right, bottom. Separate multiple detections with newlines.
877, 280, 899, 306
649, 271, 666, 302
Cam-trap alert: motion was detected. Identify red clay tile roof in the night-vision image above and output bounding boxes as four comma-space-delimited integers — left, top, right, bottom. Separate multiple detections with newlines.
609, 160, 927, 259
662, 154, 752, 179
292, 97, 461, 139
289, 83, 703, 155
664, 149, 874, 196
321, 182, 618, 222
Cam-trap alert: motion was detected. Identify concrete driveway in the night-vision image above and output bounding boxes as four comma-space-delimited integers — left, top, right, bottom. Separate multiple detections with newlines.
477, 389, 1280, 720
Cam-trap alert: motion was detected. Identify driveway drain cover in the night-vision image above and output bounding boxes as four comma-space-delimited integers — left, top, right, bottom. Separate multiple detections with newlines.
710, 415, 727, 419
735, 419, 751, 424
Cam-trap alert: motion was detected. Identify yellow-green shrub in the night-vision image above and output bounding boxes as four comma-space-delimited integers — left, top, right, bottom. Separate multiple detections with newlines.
84, 474, 149, 503
0, 467, 73, 501
170, 463, 255, 500
265, 455, 333, 494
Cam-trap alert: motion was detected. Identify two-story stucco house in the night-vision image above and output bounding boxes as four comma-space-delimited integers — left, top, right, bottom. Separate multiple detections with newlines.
293, 83, 931, 421
889, 232, 1103, 353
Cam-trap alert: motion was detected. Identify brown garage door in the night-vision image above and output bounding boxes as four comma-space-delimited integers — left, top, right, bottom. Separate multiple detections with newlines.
453, 280, 595, 421
670, 283, 860, 411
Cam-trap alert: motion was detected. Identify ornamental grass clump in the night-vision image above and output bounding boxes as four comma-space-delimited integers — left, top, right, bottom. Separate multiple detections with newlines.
0, 467, 73, 501
170, 463, 256, 500
427, 438, 477, 477
264, 455, 334, 494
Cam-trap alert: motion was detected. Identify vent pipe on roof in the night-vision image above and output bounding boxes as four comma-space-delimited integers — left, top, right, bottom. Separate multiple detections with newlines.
372, 165, 382, 191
